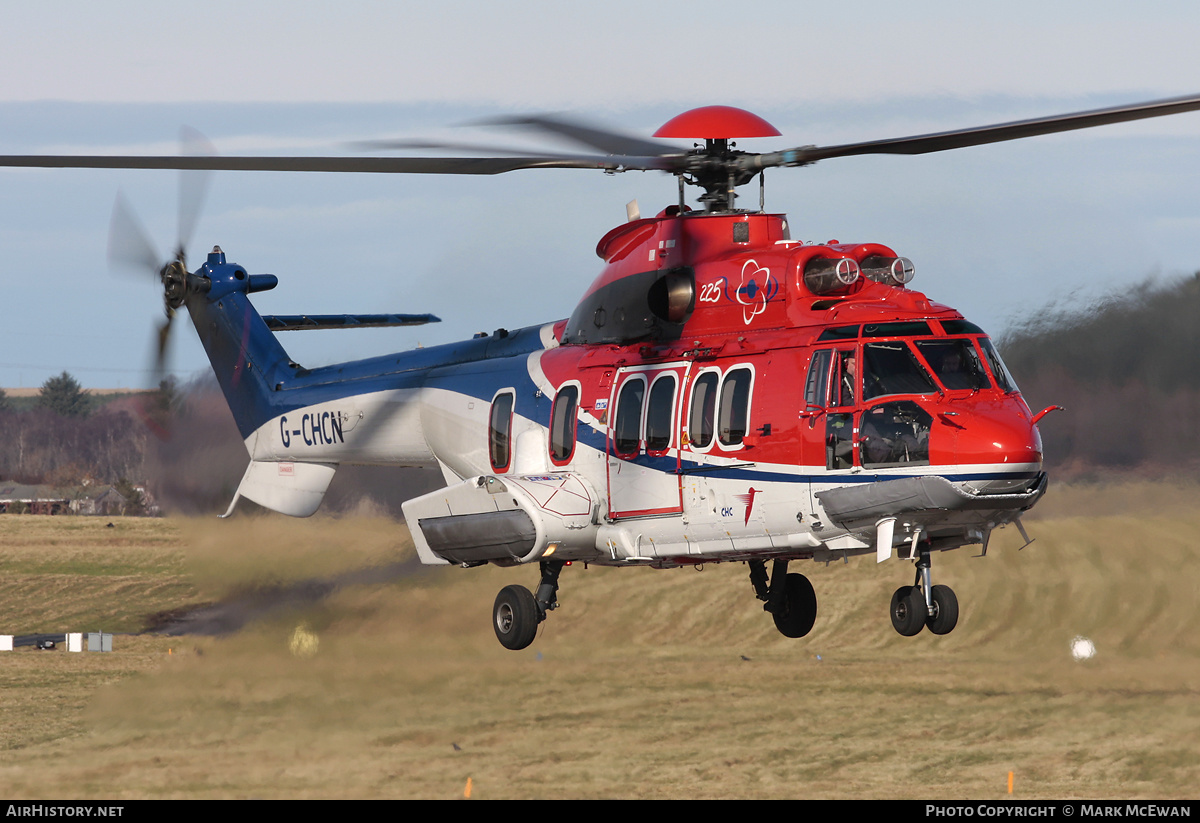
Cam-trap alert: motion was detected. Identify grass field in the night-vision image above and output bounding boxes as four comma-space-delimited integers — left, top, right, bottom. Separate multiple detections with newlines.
0, 481, 1197, 799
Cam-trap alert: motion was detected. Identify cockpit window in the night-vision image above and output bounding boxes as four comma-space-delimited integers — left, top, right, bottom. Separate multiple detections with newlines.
861, 401, 931, 468
817, 325, 860, 341
804, 350, 833, 408
940, 319, 985, 336
978, 337, 1018, 393
916, 339, 991, 391
863, 321, 933, 338
862, 342, 937, 400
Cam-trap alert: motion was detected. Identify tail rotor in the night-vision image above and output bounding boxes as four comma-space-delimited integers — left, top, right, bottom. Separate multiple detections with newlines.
105, 127, 216, 434
105, 125, 216, 434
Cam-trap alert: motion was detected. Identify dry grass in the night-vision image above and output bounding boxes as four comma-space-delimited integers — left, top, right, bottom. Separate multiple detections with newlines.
0, 481, 1198, 799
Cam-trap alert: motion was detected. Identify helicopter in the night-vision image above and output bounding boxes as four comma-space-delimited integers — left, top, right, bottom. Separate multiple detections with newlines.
3, 93, 1200, 650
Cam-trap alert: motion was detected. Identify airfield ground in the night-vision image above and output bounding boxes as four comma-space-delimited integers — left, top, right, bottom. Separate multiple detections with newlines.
0, 481, 1197, 799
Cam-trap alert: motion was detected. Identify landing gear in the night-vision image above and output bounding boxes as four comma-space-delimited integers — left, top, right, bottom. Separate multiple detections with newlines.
492, 559, 565, 651
927, 584, 959, 635
493, 585, 539, 650
889, 585, 926, 636
888, 550, 959, 637
749, 559, 818, 638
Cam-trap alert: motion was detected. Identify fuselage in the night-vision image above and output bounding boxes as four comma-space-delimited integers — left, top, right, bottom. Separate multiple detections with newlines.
188, 208, 1046, 567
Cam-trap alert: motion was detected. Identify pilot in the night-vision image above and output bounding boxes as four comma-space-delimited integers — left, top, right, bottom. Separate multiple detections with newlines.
838, 351, 856, 406
861, 404, 923, 465
936, 347, 974, 390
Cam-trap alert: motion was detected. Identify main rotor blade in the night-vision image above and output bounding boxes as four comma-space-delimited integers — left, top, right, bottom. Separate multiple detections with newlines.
757, 92, 1200, 168
0, 154, 674, 175
479, 114, 686, 157
351, 137, 587, 157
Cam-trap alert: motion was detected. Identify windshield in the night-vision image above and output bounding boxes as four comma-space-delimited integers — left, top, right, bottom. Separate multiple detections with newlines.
915, 339, 991, 390
862, 342, 937, 400
978, 337, 1018, 393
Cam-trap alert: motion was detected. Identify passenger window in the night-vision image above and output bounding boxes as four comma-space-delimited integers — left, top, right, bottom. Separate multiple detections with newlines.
549, 385, 578, 463
718, 367, 752, 447
688, 372, 718, 449
489, 391, 515, 471
645, 375, 677, 453
613, 378, 645, 456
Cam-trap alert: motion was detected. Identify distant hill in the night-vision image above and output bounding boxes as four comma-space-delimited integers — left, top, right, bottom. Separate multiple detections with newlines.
1000, 273, 1200, 476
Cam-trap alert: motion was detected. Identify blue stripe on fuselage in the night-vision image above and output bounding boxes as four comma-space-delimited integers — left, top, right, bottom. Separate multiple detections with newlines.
191, 282, 553, 440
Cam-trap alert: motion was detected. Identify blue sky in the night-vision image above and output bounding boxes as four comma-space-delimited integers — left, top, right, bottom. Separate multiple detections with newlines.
2, 1, 1200, 388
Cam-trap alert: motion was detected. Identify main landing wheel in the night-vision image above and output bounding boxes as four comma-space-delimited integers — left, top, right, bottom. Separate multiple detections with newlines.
493, 584, 540, 651
927, 584, 959, 635
773, 573, 818, 638
890, 585, 926, 637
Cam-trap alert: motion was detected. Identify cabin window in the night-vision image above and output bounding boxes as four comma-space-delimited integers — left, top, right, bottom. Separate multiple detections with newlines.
549, 385, 579, 463
613, 377, 646, 456
718, 367, 753, 447
489, 391, 515, 471
688, 371, 719, 449
645, 375, 677, 454
916, 339, 991, 391
862, 342, 937, 400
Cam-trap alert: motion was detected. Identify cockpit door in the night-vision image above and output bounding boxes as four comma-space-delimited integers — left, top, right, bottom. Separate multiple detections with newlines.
803, 347, 858, 470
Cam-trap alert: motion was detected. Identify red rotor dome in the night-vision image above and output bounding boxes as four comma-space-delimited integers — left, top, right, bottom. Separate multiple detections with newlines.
653, 106, 781, 139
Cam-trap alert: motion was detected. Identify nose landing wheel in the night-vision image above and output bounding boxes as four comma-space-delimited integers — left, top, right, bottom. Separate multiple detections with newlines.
890, 585, 926, 636
926, 584, 959, 635
889, 551, 959, 637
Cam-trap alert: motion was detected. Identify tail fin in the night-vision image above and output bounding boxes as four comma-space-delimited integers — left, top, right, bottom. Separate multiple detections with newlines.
185, 247, 292, 441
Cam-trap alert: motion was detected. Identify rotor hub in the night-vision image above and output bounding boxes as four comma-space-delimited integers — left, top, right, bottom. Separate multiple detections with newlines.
161, 260, 189, 309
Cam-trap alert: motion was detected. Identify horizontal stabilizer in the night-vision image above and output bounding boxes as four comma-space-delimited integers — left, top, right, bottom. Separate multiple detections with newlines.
262, 313, 441, 331
223, 460, 337, 518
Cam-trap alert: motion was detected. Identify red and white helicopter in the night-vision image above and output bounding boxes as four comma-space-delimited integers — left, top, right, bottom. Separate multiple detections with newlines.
5, 94, 1200, 649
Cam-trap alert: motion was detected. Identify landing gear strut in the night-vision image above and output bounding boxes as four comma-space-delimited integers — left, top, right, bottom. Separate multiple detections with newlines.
749, 559, 818, 638
889, 550, 959, 636
492, 560, 564, 651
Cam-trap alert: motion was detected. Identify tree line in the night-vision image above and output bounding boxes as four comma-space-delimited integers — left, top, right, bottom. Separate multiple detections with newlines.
999, 272, 1200, 476
0, 372, 156, 487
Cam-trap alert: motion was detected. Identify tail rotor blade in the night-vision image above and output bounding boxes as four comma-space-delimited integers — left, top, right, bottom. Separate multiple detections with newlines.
155, 312, 173, 374
108, 190, 161, 276
177, 126, 215, 262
